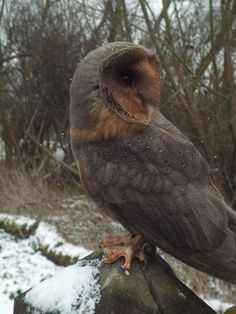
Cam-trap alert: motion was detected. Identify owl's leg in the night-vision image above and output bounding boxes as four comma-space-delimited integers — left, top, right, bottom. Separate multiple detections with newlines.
102, 234, 142, 246
101, 234, 155, 271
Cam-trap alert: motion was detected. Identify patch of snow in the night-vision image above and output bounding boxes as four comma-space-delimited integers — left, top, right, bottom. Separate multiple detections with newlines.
0, 229, 59, 314
0, 213, 37, 230
61, 197, 97, 210
54, 147, 65, 161
207, 278, 226, 299
33, 222, 91, 259
0, 214, 92, 313
0, 138, 5, 160
0, 299, 12, 314
24, 259, 101, 314
204, 298, 233, 313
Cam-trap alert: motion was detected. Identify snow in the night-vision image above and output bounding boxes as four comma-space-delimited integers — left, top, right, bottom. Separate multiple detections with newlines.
204, 298, 234, 313
33, 222, 91, 259
0, 214, 91, 314
0, 138, 5, 160
0, 212, 91, 260
0, 229, 59, 314
61, 197, 97, 210
0, 213, 37, 230
24, 259, 101, 314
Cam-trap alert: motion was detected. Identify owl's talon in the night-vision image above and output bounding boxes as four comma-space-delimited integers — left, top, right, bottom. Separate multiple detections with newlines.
101, 234, 149, 273
121, 260, 130, 274
121, 259, 125, 270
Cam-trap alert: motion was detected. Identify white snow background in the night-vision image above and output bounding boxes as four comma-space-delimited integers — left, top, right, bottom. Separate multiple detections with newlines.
0, 229, 59, 313
0, 214, 91, 314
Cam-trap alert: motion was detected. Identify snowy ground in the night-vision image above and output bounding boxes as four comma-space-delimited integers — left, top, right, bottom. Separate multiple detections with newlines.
0, 214, 234, 314
0, 229, 60, 313
0, 216, 91, 314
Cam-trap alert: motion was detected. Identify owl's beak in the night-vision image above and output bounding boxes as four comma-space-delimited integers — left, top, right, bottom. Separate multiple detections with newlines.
147, 103, 155, 114
146, 103, 156, 121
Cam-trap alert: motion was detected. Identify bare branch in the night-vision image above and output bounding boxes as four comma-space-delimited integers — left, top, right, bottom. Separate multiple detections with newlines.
25, 131, 79, 177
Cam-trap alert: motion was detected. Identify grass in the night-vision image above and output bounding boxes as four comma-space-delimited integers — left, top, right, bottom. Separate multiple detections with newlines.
0, 165, 75, 217
0, 166, 53, 214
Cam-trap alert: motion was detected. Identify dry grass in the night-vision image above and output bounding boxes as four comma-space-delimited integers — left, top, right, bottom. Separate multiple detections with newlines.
0, 165, 59, 216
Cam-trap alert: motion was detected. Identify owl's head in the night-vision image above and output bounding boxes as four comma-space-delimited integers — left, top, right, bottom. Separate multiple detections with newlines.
70, 42, 160, 141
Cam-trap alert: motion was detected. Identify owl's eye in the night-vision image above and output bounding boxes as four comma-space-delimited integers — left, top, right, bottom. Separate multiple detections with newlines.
122, 73, 135, 86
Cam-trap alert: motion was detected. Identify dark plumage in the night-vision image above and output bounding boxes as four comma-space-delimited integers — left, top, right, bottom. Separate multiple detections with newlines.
70, 42, 236, 284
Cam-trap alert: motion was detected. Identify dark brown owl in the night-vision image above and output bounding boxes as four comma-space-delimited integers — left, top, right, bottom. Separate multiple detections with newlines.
70, 42, 236, 284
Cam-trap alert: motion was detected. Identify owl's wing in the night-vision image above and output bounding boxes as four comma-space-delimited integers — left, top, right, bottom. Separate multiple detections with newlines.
90, 148, 228, 254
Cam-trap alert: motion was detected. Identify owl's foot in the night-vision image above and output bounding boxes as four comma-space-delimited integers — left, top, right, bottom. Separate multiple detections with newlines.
101, 235, 155, 272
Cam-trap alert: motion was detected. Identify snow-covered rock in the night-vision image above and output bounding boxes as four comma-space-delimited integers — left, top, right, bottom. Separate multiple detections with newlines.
24, 259, 101, 314
14, 249, 218, 314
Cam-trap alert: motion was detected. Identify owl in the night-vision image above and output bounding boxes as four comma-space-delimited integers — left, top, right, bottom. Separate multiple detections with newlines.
70, 42, 236, 284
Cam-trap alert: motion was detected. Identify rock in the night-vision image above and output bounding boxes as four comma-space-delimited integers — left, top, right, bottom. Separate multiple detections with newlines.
14, 249, 217, 314
225, 306, 236, 314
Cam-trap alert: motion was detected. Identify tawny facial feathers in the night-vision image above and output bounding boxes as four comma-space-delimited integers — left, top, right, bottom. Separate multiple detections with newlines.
70, 102, 145, 142
70, 47, 160, 142
100, 49, 160, 123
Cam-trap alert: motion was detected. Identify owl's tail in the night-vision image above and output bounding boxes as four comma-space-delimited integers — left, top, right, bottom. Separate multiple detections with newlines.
199, 228, 236, 285
160, 219, 236, 285
179, 201, 236, 284
209, 207, 236, 284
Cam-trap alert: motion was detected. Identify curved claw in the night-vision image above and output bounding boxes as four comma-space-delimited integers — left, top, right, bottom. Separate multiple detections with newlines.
121, 260, 130, 275
101, 235, 154, 273
102, 245, 136, 270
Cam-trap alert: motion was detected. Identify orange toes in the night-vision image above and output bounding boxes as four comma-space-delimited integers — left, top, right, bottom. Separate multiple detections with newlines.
102, 246, 124, 264
101, 235, 149, 271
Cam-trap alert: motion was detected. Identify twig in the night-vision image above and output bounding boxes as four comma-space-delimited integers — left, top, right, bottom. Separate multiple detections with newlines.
25, 131, 79, 177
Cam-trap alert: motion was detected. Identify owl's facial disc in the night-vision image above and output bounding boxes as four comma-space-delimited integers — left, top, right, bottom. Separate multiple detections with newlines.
99, 48, 160, 125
